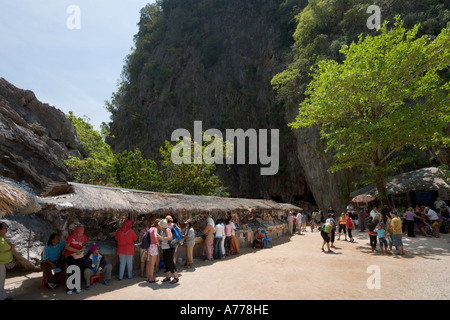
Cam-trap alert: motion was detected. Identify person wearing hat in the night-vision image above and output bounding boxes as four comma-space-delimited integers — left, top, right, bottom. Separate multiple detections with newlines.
115, 219, 138, 280
83, 245, 112, 290
157, 219, 179, 284
182, 220, 196, 268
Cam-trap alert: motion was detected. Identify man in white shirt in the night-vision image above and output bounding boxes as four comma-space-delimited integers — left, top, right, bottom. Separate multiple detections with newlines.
287, 212, 294, 235
214, 220, 225, 259
425, 207, 440, 238
370, 206, 380, 220
296, 211, 303, 235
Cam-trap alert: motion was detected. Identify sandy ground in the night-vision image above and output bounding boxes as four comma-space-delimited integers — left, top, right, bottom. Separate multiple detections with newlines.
5, 229, 450, 300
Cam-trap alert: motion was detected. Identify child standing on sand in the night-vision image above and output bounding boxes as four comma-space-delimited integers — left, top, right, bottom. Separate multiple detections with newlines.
375, 224, 389, 255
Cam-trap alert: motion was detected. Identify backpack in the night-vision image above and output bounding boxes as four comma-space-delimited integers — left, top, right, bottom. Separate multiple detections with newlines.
140, 228, 151, 250
169, 224, 183, 248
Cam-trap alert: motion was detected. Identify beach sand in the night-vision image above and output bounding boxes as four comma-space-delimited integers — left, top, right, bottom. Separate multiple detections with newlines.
6, 229, 450, 300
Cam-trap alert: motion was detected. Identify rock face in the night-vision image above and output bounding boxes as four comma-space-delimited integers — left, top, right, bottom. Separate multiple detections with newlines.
108, 0, 321, 206
0, 78, 82, 193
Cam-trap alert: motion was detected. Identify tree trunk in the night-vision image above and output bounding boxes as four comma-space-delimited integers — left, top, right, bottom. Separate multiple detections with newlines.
374, 170, 389, 206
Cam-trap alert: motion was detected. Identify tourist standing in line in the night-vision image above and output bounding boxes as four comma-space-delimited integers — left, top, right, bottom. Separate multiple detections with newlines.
389, 211, 404, 255
229, 216, 240, 255
157, 219, 179, 284
0, 222, 14, 300
296, 211, 303, 235
182, 220, 196, 268
203, 217, 215, 261
116, 219, 138, 280
214, 219, 225, 259
287, 212, 294, 235
165, 215, 181, 265
146, 219, 160, 283
138, 219, 150, 278
224, 219, 232, 256
346, 213, 355, 242
65, 225, 87, 295
338, 213, 347, 241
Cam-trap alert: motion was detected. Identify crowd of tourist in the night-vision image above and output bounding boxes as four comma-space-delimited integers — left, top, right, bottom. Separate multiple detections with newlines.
1, 196, 449, 299
287, 196, 449, 256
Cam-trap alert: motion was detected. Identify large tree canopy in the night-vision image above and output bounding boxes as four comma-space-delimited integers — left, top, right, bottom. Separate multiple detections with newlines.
289, 17, 449, 203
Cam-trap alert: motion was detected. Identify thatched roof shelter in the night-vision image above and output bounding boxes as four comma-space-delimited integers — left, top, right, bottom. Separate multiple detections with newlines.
0, 180, 36, 217
38, 182, 300, 219
350, 167, 450, 198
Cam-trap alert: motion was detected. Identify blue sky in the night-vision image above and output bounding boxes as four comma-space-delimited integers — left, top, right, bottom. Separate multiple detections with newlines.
0, 0, 152, 130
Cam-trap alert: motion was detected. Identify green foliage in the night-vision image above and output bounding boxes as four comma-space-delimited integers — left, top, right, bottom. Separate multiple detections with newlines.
113, 149, 163, 191
159, 136, 231, 197
64, 156, 117, 186
289, 18, 449, 200
65, 112, 229, 196
65, 112, 116, 186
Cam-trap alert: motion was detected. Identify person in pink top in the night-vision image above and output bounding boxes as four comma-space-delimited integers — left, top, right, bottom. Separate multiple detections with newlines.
115, 219, 138, 280
224, 219, 232, 256
146, 219, 160, 283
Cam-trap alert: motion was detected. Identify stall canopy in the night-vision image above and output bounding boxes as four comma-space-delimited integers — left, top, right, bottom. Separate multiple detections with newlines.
0, 179, 40, 217
350, 167, 450, 198
38, 182, 300, 216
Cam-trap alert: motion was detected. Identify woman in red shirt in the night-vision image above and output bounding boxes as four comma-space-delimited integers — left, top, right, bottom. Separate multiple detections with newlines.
64, 226, 87, 294
345, 213, 355, 242
115, 219, 138, 280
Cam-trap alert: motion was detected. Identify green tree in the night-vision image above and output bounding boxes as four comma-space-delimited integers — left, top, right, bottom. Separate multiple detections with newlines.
65, 112, 117, 185
160, 135, 231, 197
288, 18, 449, 204
114, 149, 163, 191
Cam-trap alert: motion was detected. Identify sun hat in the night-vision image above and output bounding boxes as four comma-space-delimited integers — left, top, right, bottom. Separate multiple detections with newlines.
158, 219, 168, 228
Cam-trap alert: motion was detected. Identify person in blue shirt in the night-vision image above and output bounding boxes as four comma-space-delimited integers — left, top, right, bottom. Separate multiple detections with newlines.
41, 233, 66, 290
83, 245, 112, 290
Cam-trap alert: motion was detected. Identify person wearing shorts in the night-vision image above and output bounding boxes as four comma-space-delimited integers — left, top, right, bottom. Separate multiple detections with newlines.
389, 212, 404, 255
425, 207, 440, 238
338, 213, 347, 240
320, 221, 334, 253
145, 220, 160, 283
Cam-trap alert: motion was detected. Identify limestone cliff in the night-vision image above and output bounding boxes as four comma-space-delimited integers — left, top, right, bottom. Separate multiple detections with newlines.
107, 0, 322, 206
0, 78, 82, 193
